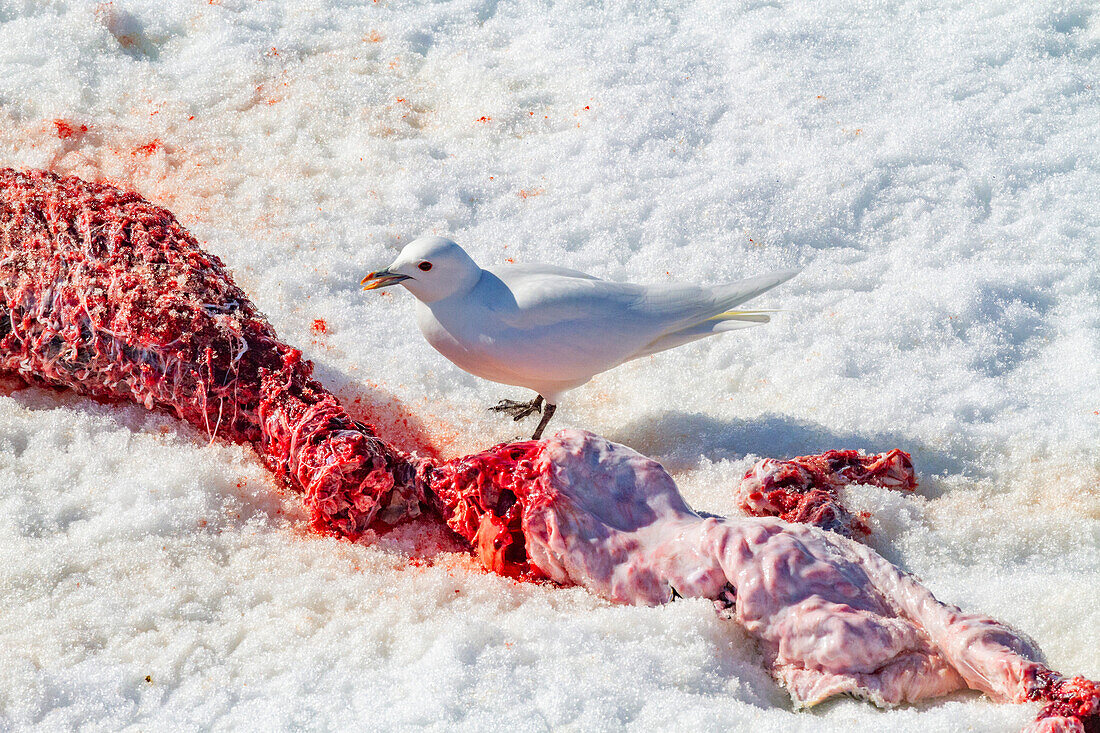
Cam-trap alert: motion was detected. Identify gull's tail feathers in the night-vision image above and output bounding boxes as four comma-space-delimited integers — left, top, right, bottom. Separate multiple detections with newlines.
631, 317, 764, 359
631, 268, 800, 360
706, 309, 780, 324
711, 268, 801, 312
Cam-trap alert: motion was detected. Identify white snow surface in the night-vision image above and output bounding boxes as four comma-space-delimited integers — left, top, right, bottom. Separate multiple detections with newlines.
0, 0, 1098, 730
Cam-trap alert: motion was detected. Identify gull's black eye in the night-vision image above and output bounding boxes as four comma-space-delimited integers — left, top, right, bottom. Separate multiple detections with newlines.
418, 261, 433, 272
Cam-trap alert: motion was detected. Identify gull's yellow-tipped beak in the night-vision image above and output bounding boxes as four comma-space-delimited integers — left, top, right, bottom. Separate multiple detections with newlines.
361, 268, 411, 291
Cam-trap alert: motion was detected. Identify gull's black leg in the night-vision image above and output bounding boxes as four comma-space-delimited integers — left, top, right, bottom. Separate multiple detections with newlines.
531, 403, 556, 440
489, 394, 543, 421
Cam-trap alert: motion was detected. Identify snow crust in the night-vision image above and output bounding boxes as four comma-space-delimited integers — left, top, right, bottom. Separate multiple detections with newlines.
0, 0, 1097, 729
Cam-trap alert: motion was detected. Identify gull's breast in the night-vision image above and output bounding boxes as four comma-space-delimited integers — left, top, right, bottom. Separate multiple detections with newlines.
415, 300, 622, 387
415, 301, 538, 385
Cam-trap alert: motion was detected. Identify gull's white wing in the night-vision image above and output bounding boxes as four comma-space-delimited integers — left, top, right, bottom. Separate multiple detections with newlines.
491, 262, 600, 281
490, 265, 797, 333
449, 269, 660, 383
430, 266, 797, 386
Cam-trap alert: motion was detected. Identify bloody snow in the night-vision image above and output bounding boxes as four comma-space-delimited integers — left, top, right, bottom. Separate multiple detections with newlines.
0, 169, 1095, 733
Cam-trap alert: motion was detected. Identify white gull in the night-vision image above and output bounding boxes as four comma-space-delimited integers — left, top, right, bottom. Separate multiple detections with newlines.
362, 236, 798, 438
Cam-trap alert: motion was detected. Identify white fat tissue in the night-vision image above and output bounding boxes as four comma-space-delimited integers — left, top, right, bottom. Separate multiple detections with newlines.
528, 431, 1047, 708
0, 0, 1097, 730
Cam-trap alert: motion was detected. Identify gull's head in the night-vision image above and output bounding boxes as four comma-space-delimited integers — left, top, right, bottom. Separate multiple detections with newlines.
361, 236, 482, 303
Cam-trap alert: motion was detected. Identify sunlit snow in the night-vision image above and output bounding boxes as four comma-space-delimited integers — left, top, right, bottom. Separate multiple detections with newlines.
0, 0, 1097, 729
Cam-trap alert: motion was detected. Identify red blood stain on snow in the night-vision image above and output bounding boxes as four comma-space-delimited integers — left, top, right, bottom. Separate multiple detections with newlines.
311, 318, 328, 335
518, 188, 544, 200
54, 120, 88, 139
477, 116, 491, 123
338, 385, 446, 461
37, 124, 222, 228
132, 139, 161, 156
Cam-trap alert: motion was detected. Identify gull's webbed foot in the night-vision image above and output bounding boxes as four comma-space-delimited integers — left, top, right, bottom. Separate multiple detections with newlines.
489, 395, 543, 421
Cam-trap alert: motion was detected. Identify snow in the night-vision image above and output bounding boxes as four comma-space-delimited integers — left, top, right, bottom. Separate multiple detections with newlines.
0, 0, 1097, 729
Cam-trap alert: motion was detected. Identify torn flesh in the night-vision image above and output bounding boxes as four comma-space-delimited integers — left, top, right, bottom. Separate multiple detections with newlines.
0, 168, 423, 536
516, 432, 1035, 704
735, 448, 917, 537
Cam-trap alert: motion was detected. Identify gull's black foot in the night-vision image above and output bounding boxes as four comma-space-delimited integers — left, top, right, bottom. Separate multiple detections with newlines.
531, 403, 556, 440
489, 395, 543, 421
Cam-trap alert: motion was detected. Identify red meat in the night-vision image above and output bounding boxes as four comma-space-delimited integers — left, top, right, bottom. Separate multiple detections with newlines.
0, 167, 423, 536
736, 448, 916, 535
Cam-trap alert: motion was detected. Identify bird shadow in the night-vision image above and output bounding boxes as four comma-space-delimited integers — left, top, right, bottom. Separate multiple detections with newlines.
604, 410, 985, 494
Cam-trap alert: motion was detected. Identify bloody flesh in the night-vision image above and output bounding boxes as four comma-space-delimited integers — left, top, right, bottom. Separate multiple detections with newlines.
1028, 671, 1100, 733
426, 440, 548, 579
736, 448, 916, 536
0, 167, 422, 535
